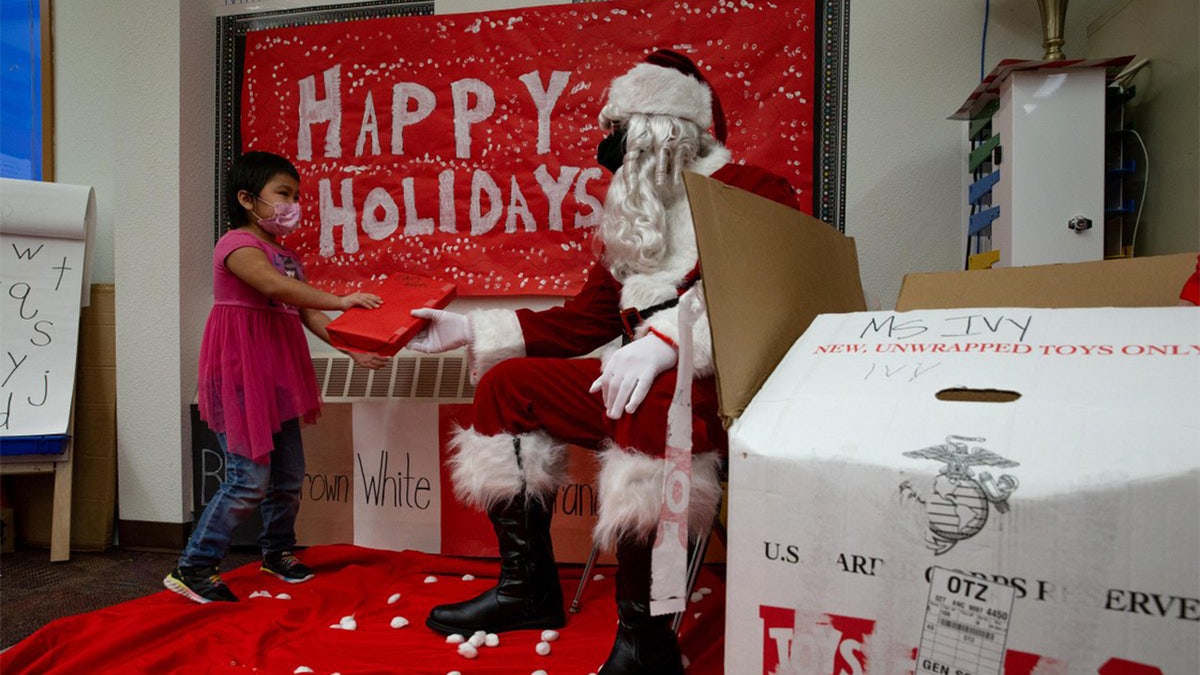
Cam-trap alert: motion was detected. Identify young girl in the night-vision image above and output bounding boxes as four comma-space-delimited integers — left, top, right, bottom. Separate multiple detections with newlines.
165, 151, 388, 604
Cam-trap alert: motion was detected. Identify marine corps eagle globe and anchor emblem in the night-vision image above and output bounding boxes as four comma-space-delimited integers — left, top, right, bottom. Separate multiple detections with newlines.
898, 435, 1020, 555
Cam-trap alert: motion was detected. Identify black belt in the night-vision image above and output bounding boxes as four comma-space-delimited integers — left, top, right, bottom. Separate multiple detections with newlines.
618, 270, 700, 344
620, 297, 681, 344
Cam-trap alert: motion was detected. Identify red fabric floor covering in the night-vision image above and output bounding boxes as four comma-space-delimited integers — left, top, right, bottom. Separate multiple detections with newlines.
2, 545, 727, 675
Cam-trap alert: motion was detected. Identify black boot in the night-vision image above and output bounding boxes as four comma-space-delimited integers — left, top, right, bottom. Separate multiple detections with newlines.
599, 535, 685, 675
426, 494, 565, 635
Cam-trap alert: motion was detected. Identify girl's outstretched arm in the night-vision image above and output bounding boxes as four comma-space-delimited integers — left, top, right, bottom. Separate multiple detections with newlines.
225, 246, 381, 311
226, 246, 389, 369
299, 307, 389, 369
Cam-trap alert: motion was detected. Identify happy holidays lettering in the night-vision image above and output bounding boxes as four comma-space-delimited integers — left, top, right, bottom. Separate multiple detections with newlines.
294, 66, 602, 257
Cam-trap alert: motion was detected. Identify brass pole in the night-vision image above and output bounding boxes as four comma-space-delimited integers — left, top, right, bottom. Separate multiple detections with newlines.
1037, 0, 1069, 60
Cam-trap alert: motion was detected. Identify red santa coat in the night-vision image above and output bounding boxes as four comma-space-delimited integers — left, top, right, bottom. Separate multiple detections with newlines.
463, 147, 798, 461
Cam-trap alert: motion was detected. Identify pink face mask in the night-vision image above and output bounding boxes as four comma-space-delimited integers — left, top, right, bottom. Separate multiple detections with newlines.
255, 197, 302, 236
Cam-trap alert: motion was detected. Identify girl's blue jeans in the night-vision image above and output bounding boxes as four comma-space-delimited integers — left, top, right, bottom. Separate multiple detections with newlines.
179, 418, 305, 568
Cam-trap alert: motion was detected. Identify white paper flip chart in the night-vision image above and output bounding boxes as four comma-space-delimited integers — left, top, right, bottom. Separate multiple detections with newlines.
0, 178, 96, 437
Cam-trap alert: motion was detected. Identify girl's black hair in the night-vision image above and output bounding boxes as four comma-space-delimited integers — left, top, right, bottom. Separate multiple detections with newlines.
226, 151, 301, 228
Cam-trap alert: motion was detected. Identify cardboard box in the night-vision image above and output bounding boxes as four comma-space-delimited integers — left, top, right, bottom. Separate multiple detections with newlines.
685, 172, 867, 426
724, 257, 1200, 672
896, 252, 1198, 311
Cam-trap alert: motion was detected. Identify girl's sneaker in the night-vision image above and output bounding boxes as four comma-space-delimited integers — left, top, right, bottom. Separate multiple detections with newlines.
164, 566, 238, 603
261, 551, 314, 583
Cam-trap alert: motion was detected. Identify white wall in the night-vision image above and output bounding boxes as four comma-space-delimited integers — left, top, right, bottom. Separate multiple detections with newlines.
1088, 0, 1200, 257
52, 0, 1124, 530
179, 0, 219, 518
847, 0, 1114, 307
52, 3, 119, 284
55, 0, 188, 527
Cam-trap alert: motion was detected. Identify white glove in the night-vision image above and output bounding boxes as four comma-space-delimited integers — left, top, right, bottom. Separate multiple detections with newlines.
407, 308, 472, 353
589, 333, 678, 419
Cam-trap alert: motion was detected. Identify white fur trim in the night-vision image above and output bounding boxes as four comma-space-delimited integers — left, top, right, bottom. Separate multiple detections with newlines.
640, 284, 714, 377
467, 309, 525, 385
688, 146, 731, 178
515, 430, 570, 501
603, 63, 713, 130
447, 427, 567, 510
593, 446, 723, 551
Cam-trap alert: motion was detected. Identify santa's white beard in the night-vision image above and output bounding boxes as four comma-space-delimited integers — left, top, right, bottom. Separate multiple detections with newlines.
598, 157, 684, 280
595, 112, 711, 280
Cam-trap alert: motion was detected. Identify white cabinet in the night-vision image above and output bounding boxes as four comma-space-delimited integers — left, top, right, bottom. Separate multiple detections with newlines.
954, 57, 1133, 268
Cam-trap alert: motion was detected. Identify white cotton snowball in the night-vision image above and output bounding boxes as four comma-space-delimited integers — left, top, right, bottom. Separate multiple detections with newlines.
457, 643, 479, 659
447, 672, 462, 675
388, 592, 402, 604
690, 592, 704, 603
533, 671, 549, 675
338, 615, 357, 631
698, 586, 712, 596
390, 616, 409, 629
535, 640, 551, 656
540, 629, 559, 642
275, 593, 291, 600
294, 668, 314, 674
446, 633, 466, 644
424, 575, 439, 583
592, 573, 605, 581
461, 574, 476, 581
468, 633, 486, 647
484, 633, 500, 647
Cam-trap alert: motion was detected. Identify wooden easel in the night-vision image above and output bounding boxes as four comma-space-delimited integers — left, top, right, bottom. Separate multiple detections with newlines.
0, 179, 96, 563
0, 406, 75, 562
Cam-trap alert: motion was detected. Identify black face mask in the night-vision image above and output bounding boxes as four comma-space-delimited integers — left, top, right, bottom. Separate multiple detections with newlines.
596, 126, 628, 174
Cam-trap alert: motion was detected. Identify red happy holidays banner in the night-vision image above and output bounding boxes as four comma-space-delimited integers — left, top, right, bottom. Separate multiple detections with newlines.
241, 0, 816, 296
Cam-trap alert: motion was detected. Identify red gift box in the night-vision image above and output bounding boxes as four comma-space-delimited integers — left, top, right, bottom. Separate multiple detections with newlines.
325, 275, 457, 356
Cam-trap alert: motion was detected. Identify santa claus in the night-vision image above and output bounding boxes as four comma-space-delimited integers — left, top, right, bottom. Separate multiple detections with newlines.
409, 49, 798, 674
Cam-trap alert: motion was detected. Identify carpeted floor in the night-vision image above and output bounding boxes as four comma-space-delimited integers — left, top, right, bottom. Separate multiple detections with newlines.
3, 544, 728, 675
0, 544, 728, 675
0, 546, 259, 651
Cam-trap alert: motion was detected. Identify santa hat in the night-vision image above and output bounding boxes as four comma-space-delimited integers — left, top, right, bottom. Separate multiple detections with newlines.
601, 49, 728, 143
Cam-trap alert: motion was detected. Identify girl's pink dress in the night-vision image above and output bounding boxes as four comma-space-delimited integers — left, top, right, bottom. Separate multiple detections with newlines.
197, 230, 321, 463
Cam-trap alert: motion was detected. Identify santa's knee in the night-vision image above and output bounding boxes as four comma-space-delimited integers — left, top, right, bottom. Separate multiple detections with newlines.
592, 443, 723, 551
473, 357, 533, 404
470, 358, 543, 437
446, 426, 568, 511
